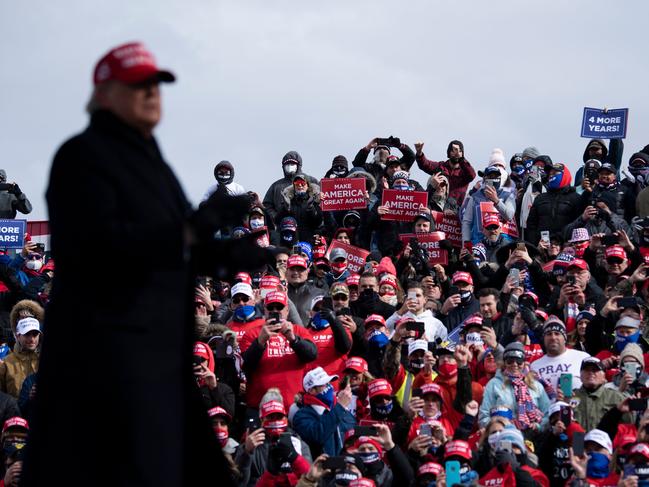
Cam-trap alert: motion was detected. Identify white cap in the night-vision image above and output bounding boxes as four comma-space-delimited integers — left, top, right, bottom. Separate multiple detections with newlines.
303, 366, 338, 391
408, 339, 428, 356
548, 401, 570, 417
230, 282, 253, 298
16, 317, 41, 336
584, 429, 612, 454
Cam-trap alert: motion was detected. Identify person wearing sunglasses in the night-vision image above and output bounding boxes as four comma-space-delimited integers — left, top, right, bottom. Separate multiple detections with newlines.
479, 342, 550, 432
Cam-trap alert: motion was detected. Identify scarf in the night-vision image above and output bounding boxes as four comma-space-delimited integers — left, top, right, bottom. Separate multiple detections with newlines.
505, 372, 544, 429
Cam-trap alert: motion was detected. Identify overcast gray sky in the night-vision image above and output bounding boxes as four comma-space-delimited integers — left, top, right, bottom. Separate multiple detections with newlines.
1, 0, 647, 221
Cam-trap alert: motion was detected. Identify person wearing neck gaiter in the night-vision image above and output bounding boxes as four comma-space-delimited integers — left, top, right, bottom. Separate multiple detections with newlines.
568, 428, 619, 487
572, 357, 632, 432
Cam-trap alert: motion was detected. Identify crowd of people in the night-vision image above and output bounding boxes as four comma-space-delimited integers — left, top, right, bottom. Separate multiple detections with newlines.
4, 44, 649, 486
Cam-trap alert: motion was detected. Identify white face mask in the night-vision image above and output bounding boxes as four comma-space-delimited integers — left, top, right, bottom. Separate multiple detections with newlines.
284, 164, 298, 175
26, 260, 43, 271
466, 332, 484, 346
249, 218, 264, 230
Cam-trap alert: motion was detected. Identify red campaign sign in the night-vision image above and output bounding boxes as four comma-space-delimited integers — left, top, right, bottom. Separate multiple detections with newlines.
479, 202, 520, 239
325, 240, 370, 274
320, 178, 368, 212
430, 211, 462, 248
380, 189, 429, 222
399, 232, 448, 265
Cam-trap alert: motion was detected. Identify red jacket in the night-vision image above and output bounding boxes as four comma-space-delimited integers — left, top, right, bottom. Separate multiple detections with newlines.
240, 326, 314, 408
416, 154, 476, 204
228, 318, 265, 344
406, 415, 454, 446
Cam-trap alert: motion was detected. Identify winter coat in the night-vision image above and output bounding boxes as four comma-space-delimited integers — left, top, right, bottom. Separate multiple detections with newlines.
0, 186, 32, 219
278, 183, 323, 242
287, 281, 325, 326
525, 186, 584, 245
478, 369, 550, 428
0, 346, 38, 398
462, 186, 517, 244
416, 153, 476, 204
30, 109, 229, 486
202, 181, 246, 200
262, 151, 319, 225
292, 395, 356, 456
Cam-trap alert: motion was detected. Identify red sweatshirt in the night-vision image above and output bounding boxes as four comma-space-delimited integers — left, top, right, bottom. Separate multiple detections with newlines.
228, 318, 265, 345
240, 326, 313, 408
306, 326, 351, 378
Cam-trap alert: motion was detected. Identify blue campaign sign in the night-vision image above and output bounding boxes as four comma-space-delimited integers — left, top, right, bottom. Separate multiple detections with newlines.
0, 219, 26, 249
581, 107, 628, 139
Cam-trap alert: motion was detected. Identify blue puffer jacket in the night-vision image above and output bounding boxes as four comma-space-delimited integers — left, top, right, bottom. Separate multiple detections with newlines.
478, 369, 550, 429
292, 395, 356, 456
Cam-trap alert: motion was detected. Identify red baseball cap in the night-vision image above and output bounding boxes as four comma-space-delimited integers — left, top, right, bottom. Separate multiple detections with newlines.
260, 275, 281, 290
344, 357, 368, 374
367, 379, 392, 399
630, 443, 649, 461
452, 271, 473, 285
349, 480, 376, 487
260, 400, 286, 418
567, 258, 589, 271
605, 245, 627, 261
482, 213, 501, 228
419, 383, 444, 398
235, 272, 253, 285
379, 274, 398, 289
2, 417, 28, 434
265, 291, 288, 307
193, 342, 212, 361
444, 440, 472, 460
364, 314, 386, 326
418, 462, 443, 477
346, 274, 361, 287
287, 255, 308, 269
93, 42, 175, 85
613, 424, 637, 451
207, 406, 231, 421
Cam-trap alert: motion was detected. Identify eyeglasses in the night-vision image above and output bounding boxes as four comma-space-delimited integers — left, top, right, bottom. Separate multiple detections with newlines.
266, 304, 285, 312
332, 294, 349, 301
27, 254, 42, 260
606, 258, 624, 265
232, 295, 250, 304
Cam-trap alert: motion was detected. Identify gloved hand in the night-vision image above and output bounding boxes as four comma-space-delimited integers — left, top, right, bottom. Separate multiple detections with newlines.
319, 308, 337, 327
9, 184, 21, 196
495, 450, 518, 472
520, 307, 539, 328
268, 437, 298, 474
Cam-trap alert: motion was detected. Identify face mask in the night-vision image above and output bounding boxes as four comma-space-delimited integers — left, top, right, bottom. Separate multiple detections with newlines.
460, 468, 478, 484
263, 418, 288, 436
547, 172, 564, 190
214, 426, 229, 447
315, 383, 335, 409
333, 167, 347, 176
409, 358, 425, 371
368, 330, 389, 349
281, 231, 296, 245
374, 400, 394, 416
615, 330, 640, 352
438, 362, 458, 377
283, 164, 298, 176
512, 165, 526, 177
216, 172, 231, 183
359, 452, 383, 476
330, 261, 347, 274
393, 184, 411, 191
310, 312, 330, 331
233, 305, 256, 322
26, 260, 43, 271
382, 294, 398, 307
586, 452, 610, 479
335, 469, 360, 486
459, 290, 472, 304
597, 180, 617, 190
466, 332, 484, 347
294, 188, 307, 197
249, 218, 264, 230
573, 241, 589, 258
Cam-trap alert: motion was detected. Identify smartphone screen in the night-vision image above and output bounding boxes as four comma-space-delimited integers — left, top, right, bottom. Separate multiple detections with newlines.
419, 423, 432, 437
629, 398, 647, 411
540, 231, 550, 242
407, 291, 418, 301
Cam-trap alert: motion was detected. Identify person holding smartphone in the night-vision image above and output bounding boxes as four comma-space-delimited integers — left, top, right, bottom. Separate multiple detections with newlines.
0, 170, 32, 219
240, 291, 317, 414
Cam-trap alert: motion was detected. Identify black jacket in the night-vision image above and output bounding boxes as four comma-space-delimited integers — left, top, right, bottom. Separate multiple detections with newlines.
525, 186, 584, 245
25, 110, 233, 487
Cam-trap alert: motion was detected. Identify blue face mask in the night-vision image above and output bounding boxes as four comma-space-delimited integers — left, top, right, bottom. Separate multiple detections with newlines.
460, 470, 478, 484
310, 312, 330, 330
233, 305, 256, 322
547, 172, 564, 190
315, 383, 335, 409
615, 330, 640, 352
374, 400, 394, 416
368, 330, 389, 349
586, 452, 610, 479
393, 184, 411, 191
512, 165, 526, 177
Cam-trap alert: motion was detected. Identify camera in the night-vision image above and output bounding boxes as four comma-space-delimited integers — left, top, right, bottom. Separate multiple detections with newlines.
409, 237, 432, 278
